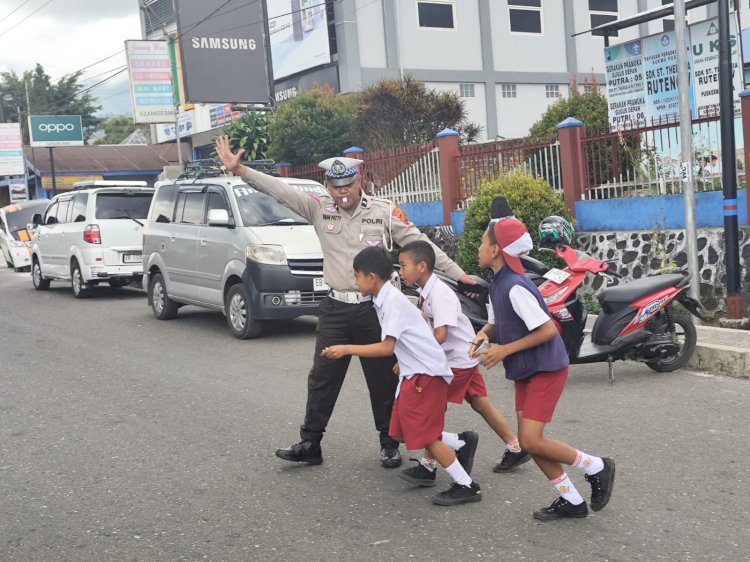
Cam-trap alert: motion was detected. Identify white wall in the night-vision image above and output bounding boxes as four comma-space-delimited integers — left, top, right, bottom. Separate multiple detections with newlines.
495, 83, 569, 139
574, 0, 641, 76
425, 81, 488, 140
356, 0, 387, 68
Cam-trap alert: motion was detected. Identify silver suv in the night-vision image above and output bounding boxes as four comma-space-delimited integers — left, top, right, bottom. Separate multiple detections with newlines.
142, 175, 326, 339
30, 181, 154, 297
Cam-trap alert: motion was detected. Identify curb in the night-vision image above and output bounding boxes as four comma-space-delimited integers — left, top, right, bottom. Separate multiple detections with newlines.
689, 343, 750, 379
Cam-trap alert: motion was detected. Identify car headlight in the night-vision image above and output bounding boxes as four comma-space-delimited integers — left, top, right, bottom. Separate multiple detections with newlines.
246, 244, 287, 266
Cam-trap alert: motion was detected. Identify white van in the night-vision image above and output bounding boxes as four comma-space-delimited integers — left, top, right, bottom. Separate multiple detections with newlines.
142, 175, 326, 339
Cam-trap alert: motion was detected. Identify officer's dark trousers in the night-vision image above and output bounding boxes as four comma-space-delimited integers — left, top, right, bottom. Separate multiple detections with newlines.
300, 296, 399, 448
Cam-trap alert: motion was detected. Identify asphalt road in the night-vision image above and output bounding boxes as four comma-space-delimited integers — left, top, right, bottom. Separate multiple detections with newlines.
1, 264, 749, 562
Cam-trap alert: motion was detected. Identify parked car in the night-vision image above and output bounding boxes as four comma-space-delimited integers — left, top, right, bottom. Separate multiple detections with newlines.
143, 175, 327, 339
30, 181, 155, 297
0, 200, 49, 271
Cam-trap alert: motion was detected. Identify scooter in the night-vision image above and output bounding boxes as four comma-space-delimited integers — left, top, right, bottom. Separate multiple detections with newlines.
538, 243, 703, 382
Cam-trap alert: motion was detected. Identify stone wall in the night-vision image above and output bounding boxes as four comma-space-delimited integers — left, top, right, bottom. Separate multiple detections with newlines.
576, 227, 750, 318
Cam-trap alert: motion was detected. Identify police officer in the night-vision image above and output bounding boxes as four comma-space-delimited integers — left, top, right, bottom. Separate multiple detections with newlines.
216, 136, 476, 468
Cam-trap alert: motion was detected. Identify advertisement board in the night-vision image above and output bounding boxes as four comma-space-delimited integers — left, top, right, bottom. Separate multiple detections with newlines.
9, 178, 29, 203
154, 111, 195, 143
0, 123, 25, 176
604, 39, 646, 128
28, 115, 84, 147
268, 0, 331, 80
125, 40, 176, 124
174, 0, 271, 103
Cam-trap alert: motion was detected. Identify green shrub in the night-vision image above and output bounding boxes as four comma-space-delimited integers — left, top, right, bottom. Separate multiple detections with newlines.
457, 172, 574, 276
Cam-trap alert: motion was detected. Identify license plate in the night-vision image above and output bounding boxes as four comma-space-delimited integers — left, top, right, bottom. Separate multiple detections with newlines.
123, 253, 142, 264
543, 268, 570, 284
313, 277, 328, 291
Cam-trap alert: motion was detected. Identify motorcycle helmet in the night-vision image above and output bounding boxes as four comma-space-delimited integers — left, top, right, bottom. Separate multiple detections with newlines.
538, 215, 574, 247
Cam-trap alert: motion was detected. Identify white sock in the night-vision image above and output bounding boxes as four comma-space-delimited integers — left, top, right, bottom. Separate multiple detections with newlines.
420, 456, 438, 471
550, 472, 584, 505
506, 437, 522, 453
572, 450, 604, 476
442, 432, 466, 451
444, 459, 472, 487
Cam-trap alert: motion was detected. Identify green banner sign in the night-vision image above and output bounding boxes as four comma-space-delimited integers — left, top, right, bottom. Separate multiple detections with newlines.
28, 115, 84, 147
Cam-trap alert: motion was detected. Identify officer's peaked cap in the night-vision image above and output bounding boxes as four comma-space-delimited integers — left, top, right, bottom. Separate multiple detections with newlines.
318, 157, 363, 187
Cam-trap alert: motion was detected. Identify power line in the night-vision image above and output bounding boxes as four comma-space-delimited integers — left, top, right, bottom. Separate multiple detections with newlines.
0, 0, 55, 39
0, 0, 33, 26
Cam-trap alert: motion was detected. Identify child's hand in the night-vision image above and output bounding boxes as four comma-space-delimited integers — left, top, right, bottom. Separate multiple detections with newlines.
469, 333, 490, 358
392, 362, 400, 375
321, 345, 348, 360
476, 344, 508, 368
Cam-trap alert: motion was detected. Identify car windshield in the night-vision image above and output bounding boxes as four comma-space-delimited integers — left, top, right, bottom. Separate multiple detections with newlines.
233, 184, 309, 226
96, 192, 153, 220
4, 203, 48, 239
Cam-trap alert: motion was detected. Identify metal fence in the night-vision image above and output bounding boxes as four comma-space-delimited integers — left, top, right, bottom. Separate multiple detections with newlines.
581, 115, 745, 199
372, 146, 441, 204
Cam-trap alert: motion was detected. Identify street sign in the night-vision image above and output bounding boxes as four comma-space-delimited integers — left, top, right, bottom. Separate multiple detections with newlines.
125, 40, 177, 124
0, 122, 25, 175
28, 115, 84, 147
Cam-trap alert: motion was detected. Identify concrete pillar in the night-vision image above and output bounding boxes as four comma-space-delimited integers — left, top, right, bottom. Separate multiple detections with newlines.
556, 117, 586, 219
436, 128, 461, 225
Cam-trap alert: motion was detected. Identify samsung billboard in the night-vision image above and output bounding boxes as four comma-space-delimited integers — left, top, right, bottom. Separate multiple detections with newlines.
174, 0, 271, 104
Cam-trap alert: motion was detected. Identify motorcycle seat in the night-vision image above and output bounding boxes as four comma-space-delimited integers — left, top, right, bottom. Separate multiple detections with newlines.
598, 273, 687, 305
520, 254, 548, 276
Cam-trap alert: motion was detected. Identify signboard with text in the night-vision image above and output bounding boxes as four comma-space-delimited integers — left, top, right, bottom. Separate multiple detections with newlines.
267, 0, 331, 80
125, 40, 176, 124
9, 177, 29, 203
0, 122, 25, 176
28, 115, 83, 147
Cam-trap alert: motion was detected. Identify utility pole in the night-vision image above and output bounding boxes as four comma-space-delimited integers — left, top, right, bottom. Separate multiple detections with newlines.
718, 0, 743, 319
673, 0, 701, 311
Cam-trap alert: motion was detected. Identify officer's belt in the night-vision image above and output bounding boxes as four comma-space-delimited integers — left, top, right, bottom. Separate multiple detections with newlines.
328, 289, 372, 304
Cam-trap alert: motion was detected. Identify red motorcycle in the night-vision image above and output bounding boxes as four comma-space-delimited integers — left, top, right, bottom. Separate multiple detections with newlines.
538, 232, 703, 382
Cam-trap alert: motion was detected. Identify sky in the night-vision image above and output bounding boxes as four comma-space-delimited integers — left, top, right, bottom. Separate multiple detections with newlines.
0, 0, 142, 116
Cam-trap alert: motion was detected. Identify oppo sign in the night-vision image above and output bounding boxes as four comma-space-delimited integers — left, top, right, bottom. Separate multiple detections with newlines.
29, 115, 84, 147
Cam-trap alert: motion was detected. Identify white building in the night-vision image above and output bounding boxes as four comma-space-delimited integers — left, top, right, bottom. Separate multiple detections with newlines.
140, 0, 723, 151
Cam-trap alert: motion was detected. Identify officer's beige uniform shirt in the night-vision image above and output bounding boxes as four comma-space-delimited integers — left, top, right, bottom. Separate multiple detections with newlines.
240, 168, 465, 292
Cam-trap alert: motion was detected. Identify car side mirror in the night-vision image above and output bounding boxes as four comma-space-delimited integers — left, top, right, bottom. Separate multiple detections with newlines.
31, 213, 42, 226
207, 208, 231, 227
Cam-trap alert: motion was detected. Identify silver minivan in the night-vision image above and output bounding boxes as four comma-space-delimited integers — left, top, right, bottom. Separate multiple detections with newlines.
142, 175, 327, 339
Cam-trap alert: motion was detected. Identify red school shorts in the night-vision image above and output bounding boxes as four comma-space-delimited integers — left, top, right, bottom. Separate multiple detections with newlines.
389, 374, 449, 451
447, 365, 488, 404
514, 367, 569, 423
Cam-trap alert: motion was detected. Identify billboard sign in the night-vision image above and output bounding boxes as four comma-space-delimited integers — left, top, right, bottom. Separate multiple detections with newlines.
155, 110, 195, 143
268, 0, 331, 80
604, 39, 646, 128
273, 63, 340, 104
125, 40, 176, 124
174, 0, 271, 103
9, 178, 29, 203
29, 115, 83, 147
0, 122, 25, 176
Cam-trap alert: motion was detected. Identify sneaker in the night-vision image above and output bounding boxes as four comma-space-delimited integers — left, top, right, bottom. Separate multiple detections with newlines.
432, 482, 482, 506
585, 457, 616, 511
455, 431, 479, 475
398, 459, 437, 487
275, 440, 323, 465
493, 449, 532, 473
380, 446, 403, 468
533, 497, 589, 521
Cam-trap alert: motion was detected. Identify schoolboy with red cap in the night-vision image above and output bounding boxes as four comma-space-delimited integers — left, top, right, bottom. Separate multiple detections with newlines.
471, 217, 615, 521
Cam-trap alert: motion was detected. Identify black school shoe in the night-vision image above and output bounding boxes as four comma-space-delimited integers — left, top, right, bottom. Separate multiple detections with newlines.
380, 446, 403, 468
456, 431, 479, 475
533, 497, 589, 521
493, 449, 532, 473
432, 482, 482, 506
275, 440, 323, 465
399, 460, 437, 487
586, 457, 616, 511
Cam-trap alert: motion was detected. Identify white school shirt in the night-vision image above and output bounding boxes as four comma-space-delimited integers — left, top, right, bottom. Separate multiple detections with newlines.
373, 281, 453, 397
418, 274, 478, 369
487, 287, 551, 332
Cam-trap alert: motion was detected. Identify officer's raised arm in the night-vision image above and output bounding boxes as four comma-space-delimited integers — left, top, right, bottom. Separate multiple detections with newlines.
215, 135, 317, 221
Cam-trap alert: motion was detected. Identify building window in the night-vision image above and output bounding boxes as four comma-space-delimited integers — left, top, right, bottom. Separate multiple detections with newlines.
590, 0, 619, 37
508, 0, 542, 34
662, 0, 675, 32
501, 84, 517, 98
545, 84, 560, 98
417, 1, 455, 29
460, 83, 475, 98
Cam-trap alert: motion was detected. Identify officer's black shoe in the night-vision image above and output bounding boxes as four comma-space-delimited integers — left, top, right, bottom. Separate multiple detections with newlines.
533, 497, 589, 521
398, 459, 437, 487
455, 431, 479, 475
585, 457, 616, 511
380, 446, 402, 468
493, 449, 532, 473
432, 482, 482, 506
275, 440, 323, 465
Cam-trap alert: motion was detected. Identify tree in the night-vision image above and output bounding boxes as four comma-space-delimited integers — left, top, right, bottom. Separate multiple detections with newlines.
353, 76, 481, 150
220, 110, 271, 161
527, 81, 608, 140
268, 85, 358, 165
93, 115, 149, 145
0, 64, 102, 143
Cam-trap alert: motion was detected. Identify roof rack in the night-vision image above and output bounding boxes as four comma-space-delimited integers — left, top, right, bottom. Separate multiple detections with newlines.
72, 180, 148, 191
241, 159, 280, 177
178, 158, 226, 180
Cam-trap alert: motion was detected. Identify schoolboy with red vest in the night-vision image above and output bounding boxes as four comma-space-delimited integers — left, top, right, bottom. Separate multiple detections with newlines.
472, 217, 615, 521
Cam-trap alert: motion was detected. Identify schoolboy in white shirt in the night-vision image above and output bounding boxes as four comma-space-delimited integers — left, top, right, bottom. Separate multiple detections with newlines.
321, 246, 482, 506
